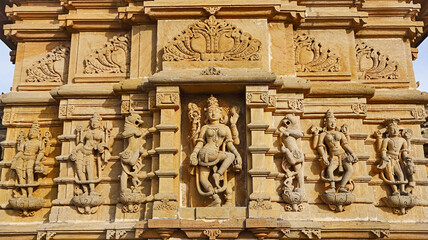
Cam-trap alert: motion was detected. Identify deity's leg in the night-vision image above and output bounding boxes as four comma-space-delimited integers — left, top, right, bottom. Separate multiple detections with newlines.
294, 163, 304, 191
340, 161, 353, 192
76, 161, 88, 194
214, 152, 235, 187
120, 170, 128, 192
86, 155, 96, 194
326, 157, 339, 191
393, 161, 406, 194
385, 162, 398, 195
199, 167, 214, 193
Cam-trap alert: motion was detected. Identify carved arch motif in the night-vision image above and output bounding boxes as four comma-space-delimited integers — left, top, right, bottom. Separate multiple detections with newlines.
26, 45, 69, 83
294, 33, 340, 72
84, 35, 130, 74
355, 42, 399, 80
163, 15, 261, 62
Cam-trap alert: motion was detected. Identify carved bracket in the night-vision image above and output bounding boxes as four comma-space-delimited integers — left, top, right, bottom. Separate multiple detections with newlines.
106, 230, 127, 240
371, 229, 390, 239
37, 231, 56, 240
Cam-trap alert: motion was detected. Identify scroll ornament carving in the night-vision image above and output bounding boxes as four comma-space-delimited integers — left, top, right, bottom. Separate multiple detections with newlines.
69, 113, 113, 214
374, 118, 418, 215
356, 42, 399, 80
249, 198, 272, 210
188, 96, 242, 207
289, 99, 304, 111
201, 66, 222, 76
153, 198, 177, 210
203, 229, 222, 240
294, 33, 340, 72
351, 103, 367, 114
278, 114, 305, 211
84, 35, 130, 74
26, 45, 69, 83
118, 113, 151, 213
8, 121, 51, 217
310, 110, 359, 212
411, 107, 427, 120
163, 15, 261, 62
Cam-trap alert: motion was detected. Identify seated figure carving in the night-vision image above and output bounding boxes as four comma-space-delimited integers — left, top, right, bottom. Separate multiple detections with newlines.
188, 96, 242, 207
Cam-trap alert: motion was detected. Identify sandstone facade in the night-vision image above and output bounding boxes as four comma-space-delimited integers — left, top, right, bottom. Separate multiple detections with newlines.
0, 0, 428, 239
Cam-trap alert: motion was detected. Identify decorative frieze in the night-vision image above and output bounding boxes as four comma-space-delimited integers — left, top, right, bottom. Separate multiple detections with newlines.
84, 35, 130, 74
26, 45, 69, 83
163, 15, 261, 62
355, 42, 399, 80
294, 33, 340, 72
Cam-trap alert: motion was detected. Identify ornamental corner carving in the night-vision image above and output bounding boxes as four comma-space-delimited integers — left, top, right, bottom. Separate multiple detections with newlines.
8, 121, 51, 217
310, 110, 359, 212
188, 96, 242, 207
84, 35, 130, 74
163, 15, 261, 62
278, 114, 305, 211
26, 45, 70, 83
294, 33, 340, 72
69, 113, 113, 214
119, 113, 151, 213
374, 118, 418, 215
356, 42, 399, 80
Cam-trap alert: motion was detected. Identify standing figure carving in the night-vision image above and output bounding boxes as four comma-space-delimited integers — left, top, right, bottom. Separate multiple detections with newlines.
119, 113, 152, 213
311, 110, 358, 211
70, 112, 113, 214
278, 114, 305, 211
375, 118, 417, 214
188, 96, 242, 207
9, 121, 51, 216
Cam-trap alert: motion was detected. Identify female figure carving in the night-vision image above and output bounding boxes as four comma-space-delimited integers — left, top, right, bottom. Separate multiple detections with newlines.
189, 96, 242, 207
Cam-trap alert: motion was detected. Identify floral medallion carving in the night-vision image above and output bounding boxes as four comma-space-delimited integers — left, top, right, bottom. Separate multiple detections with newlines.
84, 35, 130, 74
163, 15, 261, 62
294, 33, 340, 72
26, 45, 69, 83
356, 42, 399, 80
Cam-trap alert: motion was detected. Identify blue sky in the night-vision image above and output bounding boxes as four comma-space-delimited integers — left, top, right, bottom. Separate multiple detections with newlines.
0, 40, 427, 93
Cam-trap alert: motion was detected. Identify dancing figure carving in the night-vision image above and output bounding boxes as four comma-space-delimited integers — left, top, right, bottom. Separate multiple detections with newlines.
375, 118, 418, 214
188, 96, 242, 207
278, 114, 305, 211
9, 121, 51, 216
311, 110, 358, 211
70, 112, 113, 214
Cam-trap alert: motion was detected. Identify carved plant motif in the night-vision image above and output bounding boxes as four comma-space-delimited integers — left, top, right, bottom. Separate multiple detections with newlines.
294, 33, 340, 72
201, 66, 222, 75
249, 198, 272, 210
163, 15, 261, 62
411, 107, 427, 120
356, 42, 399, 80
154, 198, 177, 210
203, 229, 221, 240
351, 103, 367, 114
289, 99, 304, 111
26, 45, 69, 83
84, 35, 130, 74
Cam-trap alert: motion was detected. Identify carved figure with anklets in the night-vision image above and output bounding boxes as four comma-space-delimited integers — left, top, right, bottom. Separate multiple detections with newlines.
188, 96, 242, 207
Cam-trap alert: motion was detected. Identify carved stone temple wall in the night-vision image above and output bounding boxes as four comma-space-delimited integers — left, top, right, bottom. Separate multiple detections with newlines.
0, 1, 428, 239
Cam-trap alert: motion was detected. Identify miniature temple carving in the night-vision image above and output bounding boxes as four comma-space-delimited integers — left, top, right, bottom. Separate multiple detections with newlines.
277, 114, 305, 211
188, 96, 242, 207
84, 35, 130, 74
375, 118, 418, 214
26, 45, 70, 83
163, 15, 261, 62
294, 33, 340, 72
7, 121, 51, 216
311, 110, 359, 211
119, 113, 152, 213
69, 113, 113, 214
355, 42, 399, 80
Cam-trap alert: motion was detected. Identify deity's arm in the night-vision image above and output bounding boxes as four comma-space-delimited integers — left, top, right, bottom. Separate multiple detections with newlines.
35, 141, 45, 165
316, 132, 327, 157
230, 122, 239, 145
401, 138, 411, 161
340, 133, 354, 155
380, 138, 389, 161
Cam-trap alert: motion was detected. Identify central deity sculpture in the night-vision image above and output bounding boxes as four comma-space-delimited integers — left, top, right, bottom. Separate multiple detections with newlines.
188, 96, 242, 207
311, 110, 359, 211
70, 112, 113, 214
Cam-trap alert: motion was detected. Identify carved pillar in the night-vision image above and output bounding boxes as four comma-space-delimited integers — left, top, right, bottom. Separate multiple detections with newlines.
153, 86, 180, 218
246, 86, 272, 217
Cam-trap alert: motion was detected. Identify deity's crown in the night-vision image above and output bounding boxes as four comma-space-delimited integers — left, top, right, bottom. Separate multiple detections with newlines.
384, 118, 400, 127
324, 109, 335, 119
30, 121, 40, 132
207, 95, 219, 108
91, 112, 102, 121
